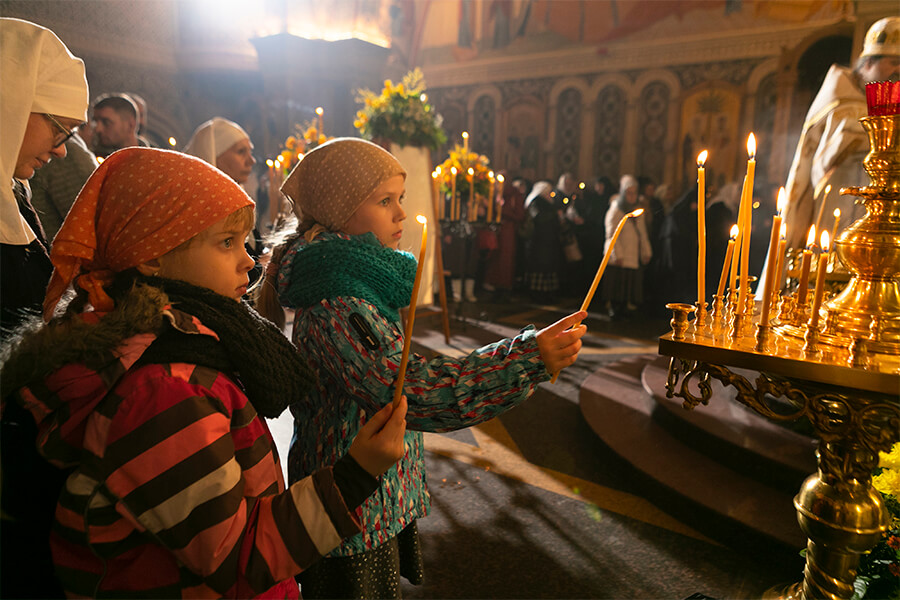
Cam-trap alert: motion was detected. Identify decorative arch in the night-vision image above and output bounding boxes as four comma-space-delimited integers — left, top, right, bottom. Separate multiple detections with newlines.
468, 85, 502, 161
591, 82, 627, 180
501, 97, 544, 181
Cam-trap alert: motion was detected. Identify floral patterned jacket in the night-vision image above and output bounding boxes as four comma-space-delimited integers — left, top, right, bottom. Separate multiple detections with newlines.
288, 275, 550, 556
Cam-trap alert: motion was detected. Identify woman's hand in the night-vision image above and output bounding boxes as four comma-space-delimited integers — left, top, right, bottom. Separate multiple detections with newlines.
535, 311, 587, 374
348, 396, 408, 477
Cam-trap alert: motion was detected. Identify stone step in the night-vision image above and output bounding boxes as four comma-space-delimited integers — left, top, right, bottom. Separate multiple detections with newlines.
579, 354, 808, 552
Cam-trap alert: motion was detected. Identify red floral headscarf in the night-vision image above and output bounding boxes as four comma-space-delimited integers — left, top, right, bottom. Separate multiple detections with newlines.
43, 147, 253, 320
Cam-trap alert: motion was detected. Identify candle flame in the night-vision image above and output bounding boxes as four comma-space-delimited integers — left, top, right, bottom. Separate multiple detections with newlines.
730, 224, 739, 239
779, 222, 786, 238
833, 208, 840, 218
168, 137, 177, 147
697, 150, 708, 166
416, 215, 427, 225
467, 167, 474, 176
315, 106, 323, 116
489, 170, 494, 178
579, 181, 586, 189
266, 159, 274, 168
497, 174, 505, 183
806, 225, 816, 248
628, 208, 644, 218
462, 131, 469, 139
747, 133, 756, 158
450, 166, 457, 174
825, 184, 832, 195
820, 229, 830, 252
776, 187, 786, 214
420, 93, 427, 102
432, 171, 438, 179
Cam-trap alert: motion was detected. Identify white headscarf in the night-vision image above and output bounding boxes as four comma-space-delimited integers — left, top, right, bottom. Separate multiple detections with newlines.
525, 181, 553, 208
183, 117, 250, 166
1, 18, 89, 245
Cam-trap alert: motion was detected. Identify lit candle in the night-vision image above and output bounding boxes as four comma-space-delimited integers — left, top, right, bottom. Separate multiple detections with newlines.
496, 174, 505, 222
467, 167, 475, 222
759, 187, 786, 326
432, 170, 441, 219
808, 230, 830, 332
462, 131, 469, 155
550, 208, 645, 384
487, 171, 495, 222
450, 166, 458, 220
316, 106, 324, 136
772, 222, 787, 303
830, 208, 841, 246
697, 150, 708, 307
797, 225, 816, 308
736, 134, 757, 317
393, 215, 428, 409
716, 225, 739, 298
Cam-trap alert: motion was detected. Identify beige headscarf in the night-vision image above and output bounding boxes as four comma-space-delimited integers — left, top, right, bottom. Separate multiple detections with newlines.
1, 18, 89, 245
183, 117, 250, 166
280, 138, 406, 232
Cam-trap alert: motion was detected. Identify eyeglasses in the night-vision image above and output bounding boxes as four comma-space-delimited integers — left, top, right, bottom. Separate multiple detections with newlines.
43, 113, 80, 148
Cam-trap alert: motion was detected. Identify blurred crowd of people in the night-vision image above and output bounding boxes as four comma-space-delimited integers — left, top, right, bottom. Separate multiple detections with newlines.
453, 170, 777, 319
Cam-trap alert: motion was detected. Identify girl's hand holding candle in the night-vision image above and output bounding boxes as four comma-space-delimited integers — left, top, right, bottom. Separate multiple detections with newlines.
536, 311, 588, 376
808, 230, 830, 331
393, 215, 427, 409
550, 207, 643, 383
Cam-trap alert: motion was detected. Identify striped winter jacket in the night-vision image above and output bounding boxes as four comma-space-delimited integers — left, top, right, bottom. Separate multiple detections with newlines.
288, 293, 550, 556
12, 308, 364, 599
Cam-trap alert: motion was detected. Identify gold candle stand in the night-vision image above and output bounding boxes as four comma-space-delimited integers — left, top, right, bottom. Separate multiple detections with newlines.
658, 112, 900, 599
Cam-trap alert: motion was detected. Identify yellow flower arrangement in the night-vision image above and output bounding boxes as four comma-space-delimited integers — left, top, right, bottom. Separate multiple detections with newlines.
271, 121, 332, 175
856, 442, 900, 598
354, 68, 446, 149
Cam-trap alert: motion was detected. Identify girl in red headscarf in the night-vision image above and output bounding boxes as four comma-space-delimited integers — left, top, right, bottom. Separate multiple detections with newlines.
0, 147, 407, 599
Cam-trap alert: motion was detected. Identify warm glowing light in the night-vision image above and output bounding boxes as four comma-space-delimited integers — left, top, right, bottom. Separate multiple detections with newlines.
96, 156, 105, 164
435, 166, 442, 175
489, 170, 494, 179
467, 167, 474, 176
780, 222, 786, 238
806, 225, 817, 248
820, 230, 830, 252
266, 159, 274, 168
630, 208, 644, 218
834, 208, 841, 218
497, 174, 505, 183
420, 93, 427, 102
450, 166, 457, 175
462, 131, 469, 141
563, 198, 569, 205
747, 133, 756, 158
431, 171, 437, 179
579, 181, 586, 189
416, 214, 427, 225
697, 150, 708, 166
752, 201, 760, 209
730, 224, 739, 239
315, 107, 323, 116
168, 137, 177, 147
825, 184, 832, 195
776, 187, 786, 215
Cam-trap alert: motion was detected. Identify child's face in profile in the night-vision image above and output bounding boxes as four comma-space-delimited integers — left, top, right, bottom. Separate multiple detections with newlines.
157, 213, 255, 300
343, 175, 407, 249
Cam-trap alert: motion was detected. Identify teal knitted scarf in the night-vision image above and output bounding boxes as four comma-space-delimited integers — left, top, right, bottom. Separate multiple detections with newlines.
277, 232, 417, 322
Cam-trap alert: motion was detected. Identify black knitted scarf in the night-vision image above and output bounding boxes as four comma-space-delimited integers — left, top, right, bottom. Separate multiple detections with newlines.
134, 276, 315, 418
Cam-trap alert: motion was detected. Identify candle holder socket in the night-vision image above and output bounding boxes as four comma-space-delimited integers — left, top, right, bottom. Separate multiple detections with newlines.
711, 294, 725, 321
803, 324, 821, 356
755, 323, 771, 352
848, 337, 869, 368
730, 311, 744, 340
666, 303, 696, 341
694, 301, 709, 331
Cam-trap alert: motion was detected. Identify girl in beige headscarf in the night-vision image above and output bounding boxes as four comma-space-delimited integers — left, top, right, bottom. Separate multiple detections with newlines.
257, 137, 586, 599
